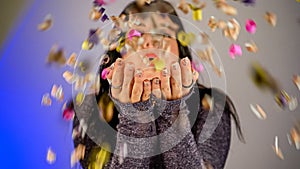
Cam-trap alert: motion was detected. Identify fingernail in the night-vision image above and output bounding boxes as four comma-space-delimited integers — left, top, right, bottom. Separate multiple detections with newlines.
162, 67, 168, 77
144, 80, 150, 86
135, 69, 143, 78
110, 63, 115, 69
172, 62, 179, 70
182, 57, 190, 66
117, 58, 123, 66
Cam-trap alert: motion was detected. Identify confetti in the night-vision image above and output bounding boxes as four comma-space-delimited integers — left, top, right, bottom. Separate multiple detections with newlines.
67, 53, 77, 67
41, 93, 52, 106
37, 14, 53, 31
288, 97, 298, 111
288, 122, 300, 150
208, 16, 218, 32
201, 159, 214, 169
101, 68, 110, 80
241, 0, 256, 6
47, 45, 66, 66
214, 0, 237, 16
200, 32, 209, 44
76, 92, 85, 106
127, 29, 142, 41
51, 84, 64, 101
272, 136, 284, 160
249, 104, 267, 120
119, 142, 128, 165
223, 18, 240, 41
274, 90, 291, 109
152, 58, 165, 71
250, 62, 280, 93
265, 12, 277, 27
89, 7, 105, 21
46, 147, 56, 164
245, 40, 258, 53
82, 39, 94, 50
136, 0, 155, 7
229, 44, 242, 59
70, 144, 86, 168
189, 2, 206, 21
192, 61, 204, 73
245, 19, 256, 34
63, 107, 74, 121
98, 93, 114, 122
197, 46, 222, 76
63, 71, 76, 84
177, 31, 196, 46
202, 94, 213, 111
293, 75, 300, 90
177, 0, 190, 14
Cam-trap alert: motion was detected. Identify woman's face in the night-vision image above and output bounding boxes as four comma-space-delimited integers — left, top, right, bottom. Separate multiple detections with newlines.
121, 12, 180, 79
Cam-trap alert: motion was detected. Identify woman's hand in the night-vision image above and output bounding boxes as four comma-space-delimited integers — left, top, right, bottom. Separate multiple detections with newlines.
108, 57, 198, 103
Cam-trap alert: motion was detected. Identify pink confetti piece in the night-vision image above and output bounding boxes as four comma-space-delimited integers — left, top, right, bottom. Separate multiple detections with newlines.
127, 29, 142, 41
245, 19, 256, 34
63, 107, 75, 121
192, 61, 204, 72
101, 68, 110, 80
229, 44, 242, 59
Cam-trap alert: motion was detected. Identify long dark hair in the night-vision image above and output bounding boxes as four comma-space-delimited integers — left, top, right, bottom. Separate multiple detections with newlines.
73, 0, 245, 168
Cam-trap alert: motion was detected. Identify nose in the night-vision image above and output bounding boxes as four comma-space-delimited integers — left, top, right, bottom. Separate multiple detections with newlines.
141, 34, 154, 49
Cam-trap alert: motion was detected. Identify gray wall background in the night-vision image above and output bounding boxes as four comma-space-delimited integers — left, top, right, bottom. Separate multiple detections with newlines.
1, 0, 300, 168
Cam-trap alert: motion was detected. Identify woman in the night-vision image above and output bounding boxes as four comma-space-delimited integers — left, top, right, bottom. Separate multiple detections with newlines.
72, 0, 244, 169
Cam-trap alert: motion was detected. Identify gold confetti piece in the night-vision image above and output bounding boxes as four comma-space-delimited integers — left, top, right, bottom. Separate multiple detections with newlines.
63, 71, 75, 84
201, 159, 214, 169
47, 147, 56, 164
89, 7, 104, 21
71, 144, 86, 168
51, 84, 64, 101
245, 40, 258, 53
265, 12, 277, 27
96, 143, 111, 168
82, 39, 94, 50
99, 93, 114, 122
200, 32, 209, 44
76, 92, 85, 106
223, 18, 240, 41
197, 46, 221, 76
67, 53, 76, 67
272, 136, 284, 160
38, 14, 53, 31
288, 123, 300, 149
249, 104, 267, 120
208, 16, 218, 32
202, 94, 213, 111
74, 76, 87, 91
177, 0, 191, 14
47, 44, 66, 66
41, 93, 52, 106
214, 0, 237, 16
293, 75, 300, 90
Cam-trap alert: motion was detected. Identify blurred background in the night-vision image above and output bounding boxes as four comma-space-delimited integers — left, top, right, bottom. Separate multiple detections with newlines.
0, 0, 300, 169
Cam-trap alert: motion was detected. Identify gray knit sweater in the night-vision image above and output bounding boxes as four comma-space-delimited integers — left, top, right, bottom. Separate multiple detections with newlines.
73, 87, 231, 169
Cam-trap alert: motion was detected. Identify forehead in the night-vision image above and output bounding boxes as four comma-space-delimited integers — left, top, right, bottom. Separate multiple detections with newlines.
128, 12, 179, 38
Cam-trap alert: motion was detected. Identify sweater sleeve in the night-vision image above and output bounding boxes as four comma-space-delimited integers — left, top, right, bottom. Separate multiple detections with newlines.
191, 91, 232, 169
107, 96, 158, 169
154, 88, 203, 169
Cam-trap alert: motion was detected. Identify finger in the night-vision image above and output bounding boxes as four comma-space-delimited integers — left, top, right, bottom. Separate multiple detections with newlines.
180, 57, 193, 96
170, 62, 182, 100
119, 62, 135, 102
152, 78, 161, 99
106, 63, 115, 80
111, 58, 124, 98
131, 69, 144, 103
142, 80, 151, 102
160, 68, 171, 100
